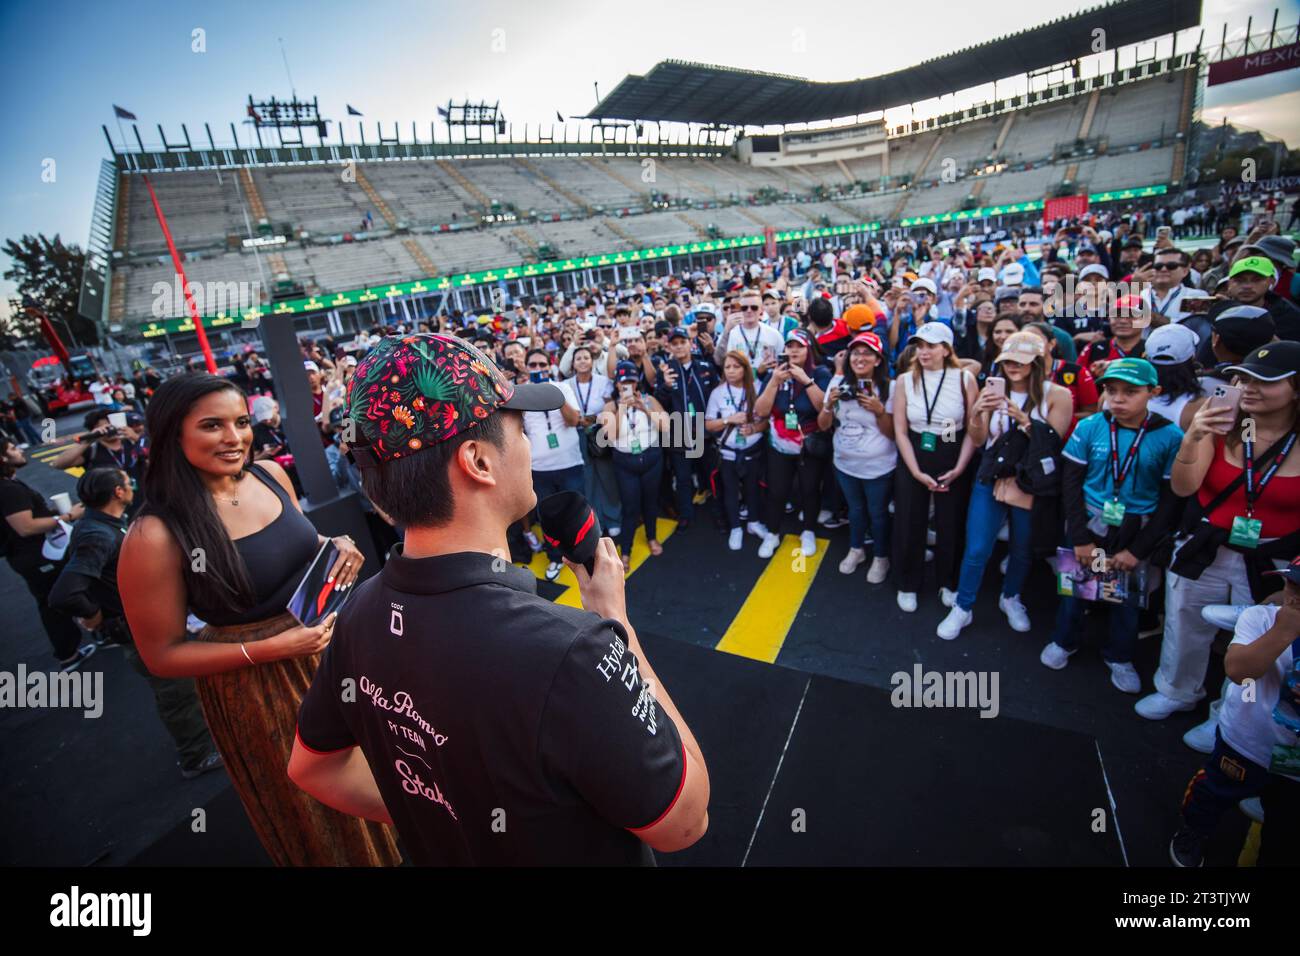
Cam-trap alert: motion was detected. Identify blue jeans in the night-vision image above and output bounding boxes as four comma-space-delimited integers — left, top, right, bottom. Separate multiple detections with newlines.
834, 467, 893, 558
613, 448, 663, 553
1051, 591, 1139, 663
532, 464, 586, 561
955, 481, 1033, 611
16, 417, 41, 445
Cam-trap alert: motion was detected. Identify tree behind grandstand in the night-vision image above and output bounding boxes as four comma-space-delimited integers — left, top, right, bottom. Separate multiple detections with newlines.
1, 233, 97, 346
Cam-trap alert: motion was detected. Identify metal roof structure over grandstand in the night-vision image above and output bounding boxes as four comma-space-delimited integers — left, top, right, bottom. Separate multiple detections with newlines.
587, 0, 1202, 126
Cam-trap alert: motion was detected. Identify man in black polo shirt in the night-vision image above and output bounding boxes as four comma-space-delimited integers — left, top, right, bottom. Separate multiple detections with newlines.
48, 468, 222, 779
289, 333, 709, 865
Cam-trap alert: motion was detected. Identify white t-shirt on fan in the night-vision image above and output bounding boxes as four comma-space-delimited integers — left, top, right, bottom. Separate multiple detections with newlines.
827, 374, 896, 480
706, 382, 758, 458
523, 379, 583, 472
1221, 604, 1300, 782
723, 323, 784, 369
566, 373, 612, 419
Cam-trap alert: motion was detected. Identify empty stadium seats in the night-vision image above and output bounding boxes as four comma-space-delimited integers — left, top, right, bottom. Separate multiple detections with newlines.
110, 68, 1195, 324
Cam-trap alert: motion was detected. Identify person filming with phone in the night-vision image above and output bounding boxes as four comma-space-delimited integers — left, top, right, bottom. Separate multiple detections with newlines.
1137, 342, 1300, 729
53, 408, 145, 494
289, 334, 709, 865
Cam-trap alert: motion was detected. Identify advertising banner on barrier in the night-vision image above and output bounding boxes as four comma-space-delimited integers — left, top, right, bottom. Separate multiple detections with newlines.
1208, 41, 1300, 86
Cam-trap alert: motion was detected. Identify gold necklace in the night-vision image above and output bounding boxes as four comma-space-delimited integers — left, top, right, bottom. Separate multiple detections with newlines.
212, 477, 243, 506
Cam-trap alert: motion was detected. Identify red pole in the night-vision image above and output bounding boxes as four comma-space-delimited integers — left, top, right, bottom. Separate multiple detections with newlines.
142, 174, 218, 374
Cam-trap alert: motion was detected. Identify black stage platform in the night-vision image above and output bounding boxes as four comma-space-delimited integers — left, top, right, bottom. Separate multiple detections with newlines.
2, 460, 1251, 867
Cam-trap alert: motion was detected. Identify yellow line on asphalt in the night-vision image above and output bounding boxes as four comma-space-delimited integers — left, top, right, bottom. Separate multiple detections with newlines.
714, 534, 828, 664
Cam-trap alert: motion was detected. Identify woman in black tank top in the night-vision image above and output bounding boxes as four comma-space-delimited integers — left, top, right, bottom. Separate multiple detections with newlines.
119, 374, 399, 867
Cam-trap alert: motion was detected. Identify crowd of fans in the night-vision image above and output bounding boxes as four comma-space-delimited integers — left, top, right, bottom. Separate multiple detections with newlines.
2, 194, 1298, 864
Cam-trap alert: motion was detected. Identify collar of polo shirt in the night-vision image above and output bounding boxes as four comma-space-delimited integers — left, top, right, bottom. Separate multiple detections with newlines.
382, 546, 538, 596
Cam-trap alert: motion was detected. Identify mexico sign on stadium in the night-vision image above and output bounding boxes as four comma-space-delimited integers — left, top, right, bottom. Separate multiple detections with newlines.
1207, 41, 1300, 86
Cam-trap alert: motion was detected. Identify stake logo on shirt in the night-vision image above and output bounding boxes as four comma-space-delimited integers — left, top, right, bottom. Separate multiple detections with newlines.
356, 674, 458, 820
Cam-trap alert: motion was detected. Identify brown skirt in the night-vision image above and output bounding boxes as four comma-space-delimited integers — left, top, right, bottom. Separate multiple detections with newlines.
196, 612, 401, 867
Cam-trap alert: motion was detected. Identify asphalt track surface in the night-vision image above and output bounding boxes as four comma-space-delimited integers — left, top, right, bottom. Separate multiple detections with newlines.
1, 445, 1256, 867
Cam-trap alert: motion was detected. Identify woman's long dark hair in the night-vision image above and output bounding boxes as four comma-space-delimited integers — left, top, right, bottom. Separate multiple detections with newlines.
1154, 360, 1203, 404
139, 373, 255, 612
979, 317, 1022, 377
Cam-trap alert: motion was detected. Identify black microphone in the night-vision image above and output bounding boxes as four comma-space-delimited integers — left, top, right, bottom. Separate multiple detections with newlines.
537, 491, 602, 577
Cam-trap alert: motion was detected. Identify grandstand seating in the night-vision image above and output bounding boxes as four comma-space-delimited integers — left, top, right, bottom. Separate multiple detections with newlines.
111, 69, 1196, 323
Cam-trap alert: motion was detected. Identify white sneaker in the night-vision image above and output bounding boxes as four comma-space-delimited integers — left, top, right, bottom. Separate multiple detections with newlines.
758, 533, 780, 559
939, 587, 957, 608
799, 531, 816, 556
998, 594, 1031, 633
937, 605, 973, 640
608, 524, 621, 538
545, 561, 563, 581
820, 514, 849, 529
1185, 697, 1222, 754
816, 509, 833, 525
746, 521, 768, 538
1039, 642, 1075, 670
999, 555, 1009, 575
867, 557, 890, 584
524, 531, 543, 553
728, 528, 744, 551
1135, 691, 1198, 720
1182, 715, 1218, 754
1238, 797, 1264, 824
1201, 604, 1251, 631
839, 547, 867, 574
1108, 661, 1142, 694
897, 591, 918, 613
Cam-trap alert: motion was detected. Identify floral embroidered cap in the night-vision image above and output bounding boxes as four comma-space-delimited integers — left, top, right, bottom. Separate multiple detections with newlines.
348, 333, 564, 467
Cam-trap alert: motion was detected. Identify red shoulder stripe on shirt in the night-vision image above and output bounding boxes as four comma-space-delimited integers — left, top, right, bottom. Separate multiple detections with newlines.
627, 739, 688, 833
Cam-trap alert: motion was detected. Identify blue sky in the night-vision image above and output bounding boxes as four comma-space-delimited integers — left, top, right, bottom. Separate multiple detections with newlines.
2, 0, 1297, 315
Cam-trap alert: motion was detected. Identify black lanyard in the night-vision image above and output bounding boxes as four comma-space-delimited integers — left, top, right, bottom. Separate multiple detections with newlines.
1108, 414, 1150, 499
98, 441, 133, 472
575, 377, 595, 416
676, 360, 701, 409
1151, 287, 1181, 317
1243, 430, 1298, 518
737, 324, 760, 359
919, 368, 947, 427
724, 384, 747, 415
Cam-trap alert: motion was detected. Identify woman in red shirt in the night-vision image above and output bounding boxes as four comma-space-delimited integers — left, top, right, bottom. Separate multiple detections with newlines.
1137, 343, 1300, 732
